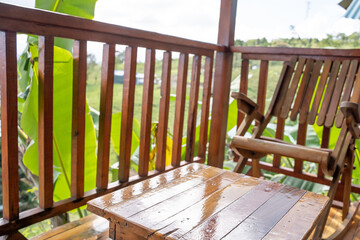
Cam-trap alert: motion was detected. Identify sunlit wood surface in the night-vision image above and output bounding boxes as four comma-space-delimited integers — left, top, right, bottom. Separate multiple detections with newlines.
87, 163, 328, 239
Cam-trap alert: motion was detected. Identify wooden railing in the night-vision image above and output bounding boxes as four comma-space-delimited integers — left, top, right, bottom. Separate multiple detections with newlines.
0, 3, 220, 235
232, 46, 360, 199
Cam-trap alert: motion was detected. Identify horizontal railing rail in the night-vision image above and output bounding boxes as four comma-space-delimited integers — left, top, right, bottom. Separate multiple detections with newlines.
232, 46, 360, 200
0, 3, 217, 235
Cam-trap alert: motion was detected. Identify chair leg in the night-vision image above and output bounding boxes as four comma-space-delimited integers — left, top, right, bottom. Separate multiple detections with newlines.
342, 147, 354, 220
234, 155, 248, 173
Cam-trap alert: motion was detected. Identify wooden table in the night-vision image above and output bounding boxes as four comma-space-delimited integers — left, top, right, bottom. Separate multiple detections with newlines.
87, 163, 329, 240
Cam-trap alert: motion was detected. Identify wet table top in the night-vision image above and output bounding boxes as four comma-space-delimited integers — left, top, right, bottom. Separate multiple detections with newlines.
87, 163, 329, 240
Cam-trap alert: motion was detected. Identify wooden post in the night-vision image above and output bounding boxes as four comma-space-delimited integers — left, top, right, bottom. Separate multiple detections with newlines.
208, 0, 237, 168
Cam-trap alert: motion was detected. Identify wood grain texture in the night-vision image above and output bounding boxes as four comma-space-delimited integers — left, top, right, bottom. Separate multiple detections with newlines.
0, 31, 19, 221
96, 43, 115, 190
223, 186, 306, 240
294, 123, 307, 173
172, 53, 189, 167
71, 40, 87, 199
273, 117, 285, 168
317, 61, 341, 126
197, 56, 213, 160
325, 60, 350, 128
87, 163, 207, 216
38, 36, 54, 209
156, 51, 172, 171
119, 46, 137, 182
185, 55, 202, 163
138, 48, 155, 177
308, 59, 333, 125
335, 60, 359, 128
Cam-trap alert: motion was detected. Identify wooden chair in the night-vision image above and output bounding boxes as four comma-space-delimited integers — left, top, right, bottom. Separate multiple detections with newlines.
230, 57, 360, 240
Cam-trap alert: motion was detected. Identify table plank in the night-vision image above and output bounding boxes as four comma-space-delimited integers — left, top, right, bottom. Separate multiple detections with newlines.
87, 163, 207, 216
153, 176, 265, 239
104, 166, 223, 220
129, 171, 244, 228
179, 181, 284, 240
262, 191, 329, 240
222, 185, 306, 240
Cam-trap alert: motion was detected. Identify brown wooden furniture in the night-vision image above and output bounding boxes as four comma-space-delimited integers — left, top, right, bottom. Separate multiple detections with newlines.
87, 163, 328, 240
231, 56, 360, 239
2, 1, 360, 239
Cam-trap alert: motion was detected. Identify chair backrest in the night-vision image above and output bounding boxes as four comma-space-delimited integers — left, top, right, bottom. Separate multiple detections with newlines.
269, 57, 360, 128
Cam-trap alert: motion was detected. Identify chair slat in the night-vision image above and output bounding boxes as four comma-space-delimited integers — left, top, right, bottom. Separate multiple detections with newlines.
280, 57, 306, 119
335, 60, 359, 128
172, 53, 189, 167
299, 60, 323, 124
257, 60, 268, 114
38, 36, 54, 209
308, 60, 332, 125
71, 40, 87, 199
138, 49, 156, 177
273, 58, 297, 116
156, 51, 172, 171
96, 43, 115, 190
0, 31, 19, 220
119, 46, 137, 182
185, 55, 202, 162
290, 58, 315, 121
317, 61, 341, 126
238, 59, 249, 126
197, 56, 214, 160
325, 60, 351, 127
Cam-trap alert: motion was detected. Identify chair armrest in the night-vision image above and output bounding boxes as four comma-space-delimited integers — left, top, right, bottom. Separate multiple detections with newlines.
231, 92, 264, 122
340, 101, 360, 138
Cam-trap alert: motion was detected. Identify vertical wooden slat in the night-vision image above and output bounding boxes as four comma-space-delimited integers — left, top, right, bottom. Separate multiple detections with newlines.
172, 53, 189, 167
96, 43, 115, 190
325, 60, 350, 127
38, 36, 54, 209
294, 123, 307, 173
119, 46, 137, 182
273, 118, 285, 168
138, 49, 156, 177
156, 51, 172, 172
71, 40, 87, 199
0, 31, 19, 220
318, 127, 330, 179
185, 55, 202, 163
238, 58, 249, 126
252, 60, 268, 177
208, 0, 237, 168
197, 56, 214, 160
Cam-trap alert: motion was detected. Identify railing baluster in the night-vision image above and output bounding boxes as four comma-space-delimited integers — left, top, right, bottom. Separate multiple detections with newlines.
156, 51, 172, 171
172, 53, 189, 167
138, 49, 156, 177
71, 40, 87, 199
185, 55, 202, 162
197, 56, 214, 161
96, 43, 115, 190
119, 46, 137, 182
318, 127, 330, 178
238, 58, 249, 126
294, 123, 307, 173
273, 118, 285, 168
38, 36, 54, 209
0, 31, 19, 220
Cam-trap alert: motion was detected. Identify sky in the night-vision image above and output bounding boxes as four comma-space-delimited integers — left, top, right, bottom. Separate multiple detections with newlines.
1, 0, 360, 59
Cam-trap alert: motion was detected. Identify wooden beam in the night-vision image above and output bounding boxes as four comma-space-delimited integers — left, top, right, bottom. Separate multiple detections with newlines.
0, 31, 19, 220
38, 36, 54, 209
208, 0, 237, 168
